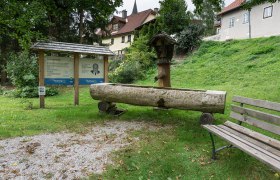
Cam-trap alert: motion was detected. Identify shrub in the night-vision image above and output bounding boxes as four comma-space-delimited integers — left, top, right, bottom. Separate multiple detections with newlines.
175, 24, 205, 55
109, 35, 157, 84
0, 86, 3, 95
6, 51, 58, 98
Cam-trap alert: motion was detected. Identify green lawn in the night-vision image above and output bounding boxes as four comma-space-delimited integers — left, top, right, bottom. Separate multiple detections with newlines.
1, 36, 280, 179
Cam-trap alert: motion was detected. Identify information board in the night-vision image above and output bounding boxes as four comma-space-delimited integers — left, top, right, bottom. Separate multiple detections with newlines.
44, 56, 104, 85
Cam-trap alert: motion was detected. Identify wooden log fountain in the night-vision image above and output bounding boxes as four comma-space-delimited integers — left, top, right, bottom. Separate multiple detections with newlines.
90, 83, 226, 122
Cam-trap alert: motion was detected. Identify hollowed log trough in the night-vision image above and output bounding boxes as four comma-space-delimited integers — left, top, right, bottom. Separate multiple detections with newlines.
90, 83, 227, 124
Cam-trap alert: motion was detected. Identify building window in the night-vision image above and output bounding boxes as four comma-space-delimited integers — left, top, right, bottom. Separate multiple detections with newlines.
229, 17, 235, 28
111, 38, 114, 45
127, 35, 131, 42
243, 12, 249, 24
118, 50, 123, 55
113, 24, 118, 31
263, 6, 273, 18
121, 36, 125, 43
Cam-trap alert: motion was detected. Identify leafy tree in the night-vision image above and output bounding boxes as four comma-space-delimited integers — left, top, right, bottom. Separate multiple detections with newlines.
0, 0, 47, 84
175, 24, 205, 55
192, 0, 223, 13
195, 0, 218, 36
0, 0, 122, 85
0, 1, 47, 50
158, 0, 190, 34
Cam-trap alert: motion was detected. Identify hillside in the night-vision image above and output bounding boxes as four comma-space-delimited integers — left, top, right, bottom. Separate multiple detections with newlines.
140, 36, 280, 104
1, 36, 280, 179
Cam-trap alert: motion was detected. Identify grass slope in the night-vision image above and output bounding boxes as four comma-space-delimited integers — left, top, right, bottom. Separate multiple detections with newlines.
96, 36, 280, 179
0, 36, 280, 179
141, 36, 280, 102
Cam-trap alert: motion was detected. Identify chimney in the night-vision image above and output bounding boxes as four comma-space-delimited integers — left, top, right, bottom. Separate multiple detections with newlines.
122, 10, 127, 18
154, 8, 159, 14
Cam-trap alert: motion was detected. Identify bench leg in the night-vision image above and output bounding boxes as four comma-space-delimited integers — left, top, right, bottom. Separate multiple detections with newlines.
209, 132, 235, 160
209, 133, 217, 160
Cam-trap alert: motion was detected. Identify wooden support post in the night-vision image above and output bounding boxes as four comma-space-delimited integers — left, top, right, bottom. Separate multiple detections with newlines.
38, 50, 45, 108
158, 64, 171, 87
103, 55, 109, 83
74, 53, 80, 105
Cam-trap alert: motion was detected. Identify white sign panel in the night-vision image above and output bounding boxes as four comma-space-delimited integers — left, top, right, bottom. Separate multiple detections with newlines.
79, 58, 104, 85
45, 56, 74, 85
45, 56, 74, 78
38, 86, 46, 96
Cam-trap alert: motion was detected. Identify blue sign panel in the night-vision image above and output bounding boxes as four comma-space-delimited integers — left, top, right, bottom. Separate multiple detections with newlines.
79, 78, 104, 85
45, 78, 74, 85
45, 78, 104, 85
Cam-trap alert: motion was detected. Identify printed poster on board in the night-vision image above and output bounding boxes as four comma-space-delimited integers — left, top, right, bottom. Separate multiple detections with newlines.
79, 58, 104, 85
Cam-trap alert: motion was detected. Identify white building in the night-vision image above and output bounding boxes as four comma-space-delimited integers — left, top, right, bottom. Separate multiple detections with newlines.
205, 0, 280, 41
96, 1, 157, 56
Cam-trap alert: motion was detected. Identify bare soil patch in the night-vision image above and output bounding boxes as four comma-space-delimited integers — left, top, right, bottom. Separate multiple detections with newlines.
0, 121, 169, 179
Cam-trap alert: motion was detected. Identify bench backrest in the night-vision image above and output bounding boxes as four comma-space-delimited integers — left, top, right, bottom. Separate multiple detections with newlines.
230, 96, 280, 135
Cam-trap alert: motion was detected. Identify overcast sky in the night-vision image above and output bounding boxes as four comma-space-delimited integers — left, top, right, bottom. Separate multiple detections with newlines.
116, 0, 235, 15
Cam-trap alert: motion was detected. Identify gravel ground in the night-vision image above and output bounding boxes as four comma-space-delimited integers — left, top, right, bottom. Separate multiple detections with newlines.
0, 121, 168, 179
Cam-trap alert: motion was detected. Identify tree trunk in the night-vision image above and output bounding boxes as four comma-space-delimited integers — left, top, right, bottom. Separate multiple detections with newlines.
78, 9, 84, 44
0, 42, 7, 85
90, 83, 227, 113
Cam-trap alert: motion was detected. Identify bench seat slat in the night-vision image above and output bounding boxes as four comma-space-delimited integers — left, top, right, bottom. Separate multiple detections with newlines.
218, 125, 280, 158
224, 121, 280, 150
231, 105, 280, 125
232, 96, 280, 112
203, 124, 280, 172
230, 112, 280, 135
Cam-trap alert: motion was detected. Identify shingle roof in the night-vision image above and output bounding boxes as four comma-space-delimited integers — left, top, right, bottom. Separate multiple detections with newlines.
113, 16, 126, 23
218, 0, 245, 15
111, 9, 155, 36
31, 41, 115, 55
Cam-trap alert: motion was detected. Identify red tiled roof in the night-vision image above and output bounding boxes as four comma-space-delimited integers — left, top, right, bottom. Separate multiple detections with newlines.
219, 0, 245, 15
112, 16, 126, 23
111, 9, 155, 36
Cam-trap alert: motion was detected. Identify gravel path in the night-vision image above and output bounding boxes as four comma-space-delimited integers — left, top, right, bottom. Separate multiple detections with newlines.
0, 121, 168, 179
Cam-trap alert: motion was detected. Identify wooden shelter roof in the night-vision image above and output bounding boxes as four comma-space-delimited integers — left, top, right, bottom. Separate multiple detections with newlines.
31, 41, 115, 56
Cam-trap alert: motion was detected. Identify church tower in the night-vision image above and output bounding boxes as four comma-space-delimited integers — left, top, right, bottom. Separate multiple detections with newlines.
132, 0, 138, 15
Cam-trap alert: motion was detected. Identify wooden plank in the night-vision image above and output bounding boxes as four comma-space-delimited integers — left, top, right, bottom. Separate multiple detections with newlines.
231, 105, 280, 125
74, 53, 80, 105
103, 55, 109, 83
224, 121, 280, 150
38, 50, 45, 108
203, 125, 280, 172
233, 96, 280, 112
230, 112, 280, 135
214, 125, 280, 161
218, 125, 280, 157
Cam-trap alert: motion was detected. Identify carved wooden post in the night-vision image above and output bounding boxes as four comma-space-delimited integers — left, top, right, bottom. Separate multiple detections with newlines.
150, 32, 176, 88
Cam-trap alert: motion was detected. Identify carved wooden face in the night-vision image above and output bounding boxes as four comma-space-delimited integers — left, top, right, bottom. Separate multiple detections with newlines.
155, 45, 167, 58
152, 37, 175, 64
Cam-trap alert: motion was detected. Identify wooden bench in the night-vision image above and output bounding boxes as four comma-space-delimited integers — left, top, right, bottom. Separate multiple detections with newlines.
202, 96, 280, 172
